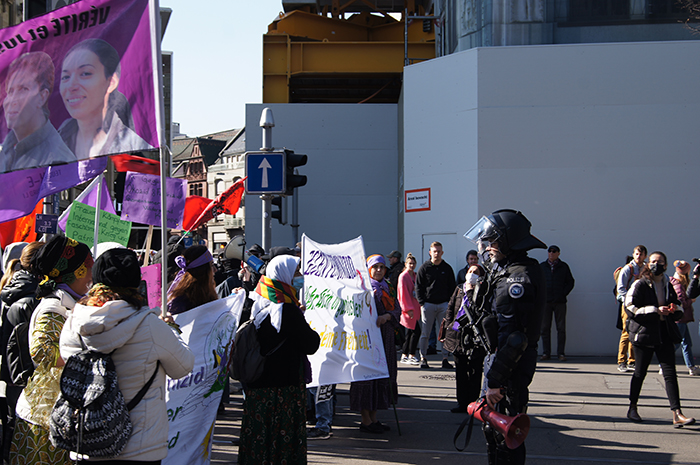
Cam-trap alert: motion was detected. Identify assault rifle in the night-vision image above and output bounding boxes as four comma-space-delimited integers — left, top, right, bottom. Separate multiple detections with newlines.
455, 273, 497, 355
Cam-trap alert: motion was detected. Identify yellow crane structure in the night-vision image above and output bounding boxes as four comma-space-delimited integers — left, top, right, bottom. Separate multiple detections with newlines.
263, 0, 436, 103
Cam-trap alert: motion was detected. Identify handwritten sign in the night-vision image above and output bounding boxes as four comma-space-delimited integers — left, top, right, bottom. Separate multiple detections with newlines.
141, 263, 162, 309
65, 202, 131, 248
121, 173, 186, 228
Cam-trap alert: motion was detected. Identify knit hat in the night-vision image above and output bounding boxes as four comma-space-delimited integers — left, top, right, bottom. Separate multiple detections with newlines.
31, 235, 92, 285
92, 248, 141, 289
674, 260, 691, 276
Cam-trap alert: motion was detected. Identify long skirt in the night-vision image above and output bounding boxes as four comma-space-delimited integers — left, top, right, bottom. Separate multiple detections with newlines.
238, 383, 307, 465
10, 418, 71, 465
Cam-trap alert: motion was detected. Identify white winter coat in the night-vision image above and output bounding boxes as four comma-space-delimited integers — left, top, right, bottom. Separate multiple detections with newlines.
60, 300, 194, 462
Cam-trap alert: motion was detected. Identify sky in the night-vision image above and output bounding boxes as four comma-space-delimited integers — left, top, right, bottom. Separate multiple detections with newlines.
161, 0, 284, 138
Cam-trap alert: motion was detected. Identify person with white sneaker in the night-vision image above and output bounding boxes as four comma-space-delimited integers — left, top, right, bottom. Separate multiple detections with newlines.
671, 260, 700, 376
398, 253, 421, 366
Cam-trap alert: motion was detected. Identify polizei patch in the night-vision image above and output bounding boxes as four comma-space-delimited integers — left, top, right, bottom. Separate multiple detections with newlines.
508, 283, 524, 299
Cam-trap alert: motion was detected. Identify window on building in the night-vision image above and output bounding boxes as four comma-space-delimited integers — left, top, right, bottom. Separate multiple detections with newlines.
189, 183, 203, 197
646, 0, 685, 18
569, 0, 630, 21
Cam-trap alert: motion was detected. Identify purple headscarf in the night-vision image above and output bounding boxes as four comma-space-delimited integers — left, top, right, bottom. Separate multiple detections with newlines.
366, 254, 395, 311
167, 249, 213, 294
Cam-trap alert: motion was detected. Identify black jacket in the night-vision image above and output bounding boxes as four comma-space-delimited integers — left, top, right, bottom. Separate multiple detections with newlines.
540, 259, 575, 303
415, 260, 456, 305
491, 253, 547, 350
250, 303, 320, 389
0, 270, 39, 383
625, 276, 682, 347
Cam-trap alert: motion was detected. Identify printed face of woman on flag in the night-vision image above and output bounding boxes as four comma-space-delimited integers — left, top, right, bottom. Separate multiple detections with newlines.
60, 47, 117, 129
4, 67, 48, 141
60, 39, 121, 159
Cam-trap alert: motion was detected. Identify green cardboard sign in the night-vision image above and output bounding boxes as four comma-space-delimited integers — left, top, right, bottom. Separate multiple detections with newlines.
65, 202, 131, 248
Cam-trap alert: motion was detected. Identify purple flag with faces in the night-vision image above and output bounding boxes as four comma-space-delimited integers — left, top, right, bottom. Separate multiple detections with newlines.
0, 0, 162, 222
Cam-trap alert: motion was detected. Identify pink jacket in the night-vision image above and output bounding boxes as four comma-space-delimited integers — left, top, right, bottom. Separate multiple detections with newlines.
670, 275, 694, 324
398, 269, 421, 329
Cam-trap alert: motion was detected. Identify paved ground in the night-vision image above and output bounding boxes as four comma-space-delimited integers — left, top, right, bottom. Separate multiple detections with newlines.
211, 355, 700, 464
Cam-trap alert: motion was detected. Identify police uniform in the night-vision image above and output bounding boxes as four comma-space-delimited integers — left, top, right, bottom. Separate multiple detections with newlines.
482, 252, 546, 465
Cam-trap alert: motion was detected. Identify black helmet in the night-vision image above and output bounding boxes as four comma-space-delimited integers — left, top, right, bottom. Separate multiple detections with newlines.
465, 209, 546, 255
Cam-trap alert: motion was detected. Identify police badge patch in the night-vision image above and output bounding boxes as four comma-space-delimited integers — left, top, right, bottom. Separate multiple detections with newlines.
508, 283, 524, 299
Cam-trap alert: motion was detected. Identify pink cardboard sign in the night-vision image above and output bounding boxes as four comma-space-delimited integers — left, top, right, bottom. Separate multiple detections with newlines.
140, 263, 162, 310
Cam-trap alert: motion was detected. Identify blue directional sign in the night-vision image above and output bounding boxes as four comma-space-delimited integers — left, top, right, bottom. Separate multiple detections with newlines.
35, 214, 58, 234
245, 151, 285, 194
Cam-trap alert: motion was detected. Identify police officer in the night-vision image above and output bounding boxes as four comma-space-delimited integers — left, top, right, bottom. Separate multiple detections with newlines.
464, 209, 546, 465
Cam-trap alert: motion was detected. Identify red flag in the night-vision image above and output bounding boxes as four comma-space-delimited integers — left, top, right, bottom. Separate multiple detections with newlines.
182, 196, 212, 231
111, 154, 160, 175
187, 177, 247, 232
0, 201, 42, 249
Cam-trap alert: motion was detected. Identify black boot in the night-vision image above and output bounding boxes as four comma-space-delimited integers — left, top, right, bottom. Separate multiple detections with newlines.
627, 404, 642, 422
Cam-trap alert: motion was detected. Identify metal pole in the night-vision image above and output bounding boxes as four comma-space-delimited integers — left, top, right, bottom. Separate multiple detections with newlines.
261, 194, 272, 252
404, 7, 409, 67
159, 146, 168, 317
92, 172, 103, 257
260, 108, 275, 253
292, 178, 299, 245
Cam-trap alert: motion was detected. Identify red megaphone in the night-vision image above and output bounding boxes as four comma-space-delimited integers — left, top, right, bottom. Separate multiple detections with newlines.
467, 399, 530, 449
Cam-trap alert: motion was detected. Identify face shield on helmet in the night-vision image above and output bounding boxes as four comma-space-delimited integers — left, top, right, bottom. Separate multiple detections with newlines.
464, 216, 502, 262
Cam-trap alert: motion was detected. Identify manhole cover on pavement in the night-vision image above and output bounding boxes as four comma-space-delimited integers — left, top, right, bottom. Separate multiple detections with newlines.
419, 374, 456, 381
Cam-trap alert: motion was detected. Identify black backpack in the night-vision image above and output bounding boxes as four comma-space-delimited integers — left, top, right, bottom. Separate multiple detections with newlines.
229, 318, 285, 384
6, 322, 33, 385
5, 294, 46, 386
49, 336, 159, 458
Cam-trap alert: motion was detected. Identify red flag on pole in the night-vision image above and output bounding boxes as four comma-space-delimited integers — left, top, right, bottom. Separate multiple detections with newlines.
111, 154, 160, 176
0, 200, 43, 249
187, 177, 247, 232
182, 196, 212, 231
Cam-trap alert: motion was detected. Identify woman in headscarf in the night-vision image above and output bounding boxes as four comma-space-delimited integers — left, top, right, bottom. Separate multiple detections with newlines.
167, 245, 218, 315
349, 254, 400, 434
10, 235, 93, 465
60, 248, 194, 463
238, 255, 320, 465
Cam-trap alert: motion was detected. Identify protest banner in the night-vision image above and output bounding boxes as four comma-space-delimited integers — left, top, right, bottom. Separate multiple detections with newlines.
121, 172, 186, 229
0, 0, 163, 222
301, 234, 389, 388
164, 292, 244, 465
140, 263, 162, 309
65, 201, 131, 248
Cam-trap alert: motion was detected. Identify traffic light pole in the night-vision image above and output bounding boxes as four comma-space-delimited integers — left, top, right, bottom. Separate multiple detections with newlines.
259, 108, 274, 252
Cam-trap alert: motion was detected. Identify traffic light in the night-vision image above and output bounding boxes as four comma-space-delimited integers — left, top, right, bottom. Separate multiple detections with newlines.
284, 149, 307, 195
271, 195, 287, 224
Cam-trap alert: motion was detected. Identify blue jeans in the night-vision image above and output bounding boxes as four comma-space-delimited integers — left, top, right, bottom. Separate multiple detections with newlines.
308, 386, 334, 432
675, 322, 695, 368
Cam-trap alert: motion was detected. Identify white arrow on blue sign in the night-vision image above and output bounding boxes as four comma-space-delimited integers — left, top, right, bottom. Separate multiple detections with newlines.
245, 151, 285, 194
